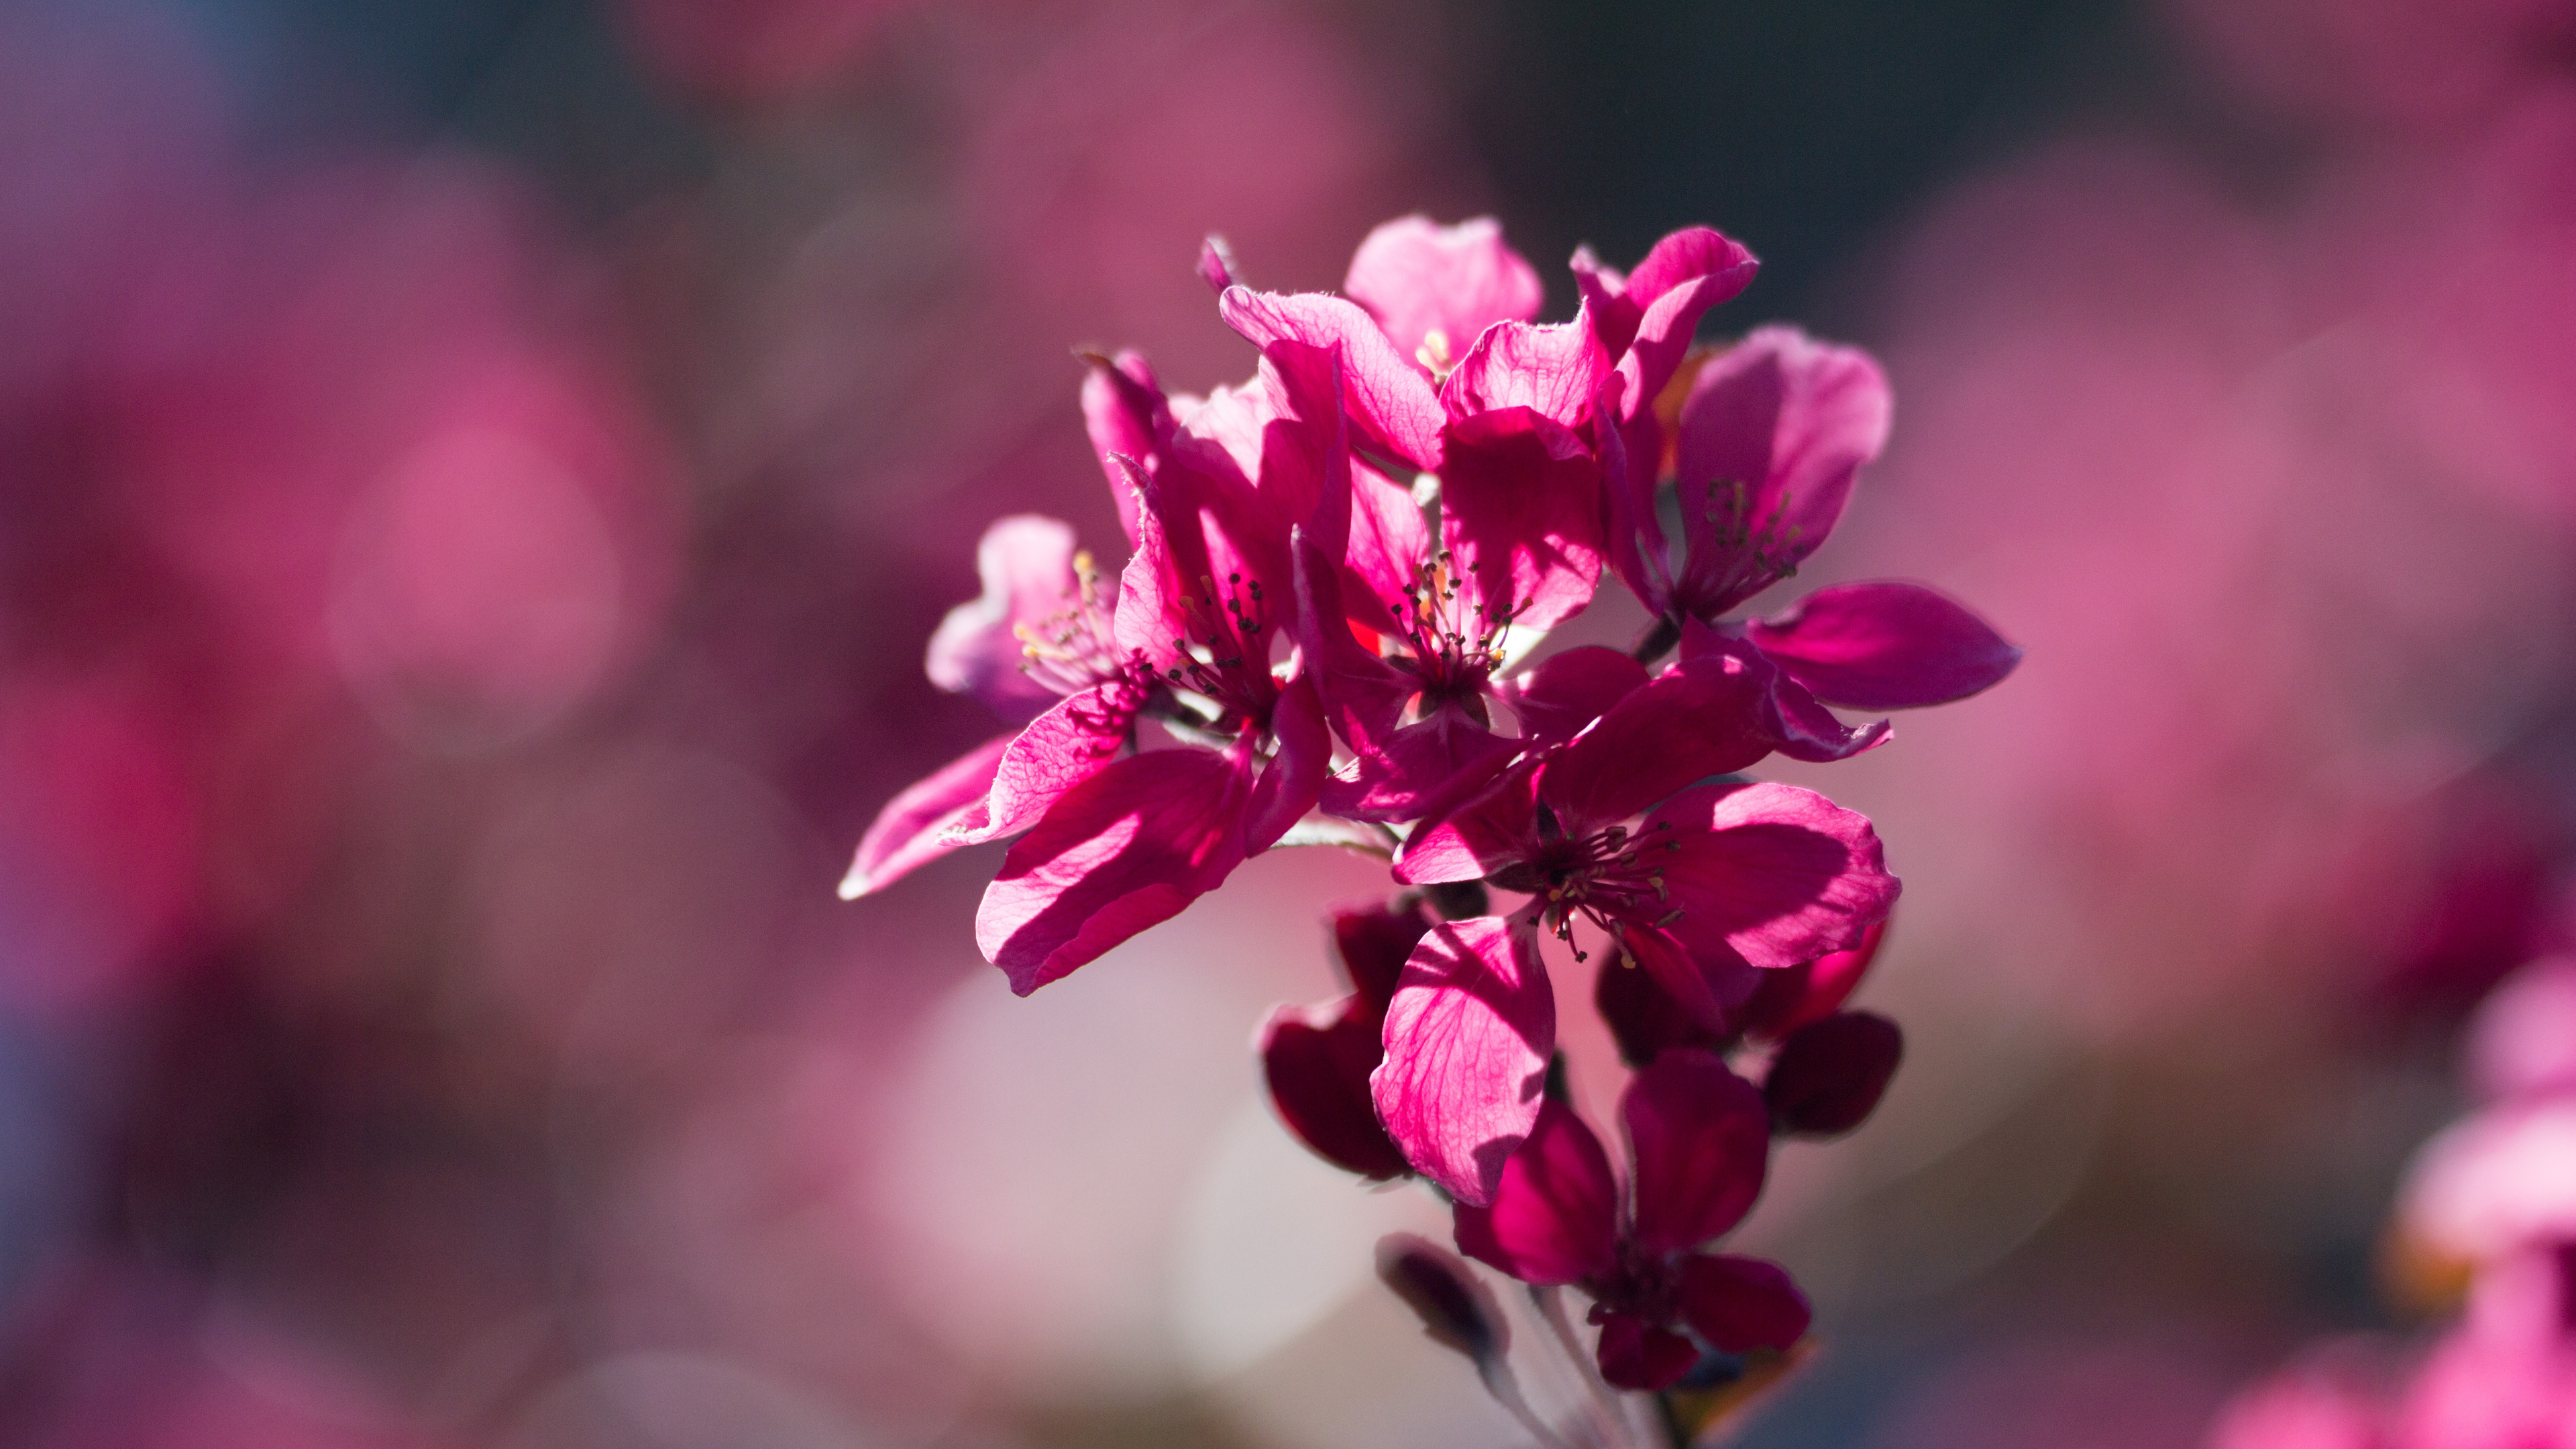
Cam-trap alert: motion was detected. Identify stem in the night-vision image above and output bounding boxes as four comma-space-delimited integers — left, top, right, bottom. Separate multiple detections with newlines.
1532, 1286, 1642, 1449
1630, 614, 1682, 665
1478, 1359, 1583, 1449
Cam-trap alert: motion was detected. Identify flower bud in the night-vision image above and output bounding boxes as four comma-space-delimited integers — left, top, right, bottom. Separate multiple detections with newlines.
1375, 1232, 1509, 1366
1763, 1010, 1902, 1136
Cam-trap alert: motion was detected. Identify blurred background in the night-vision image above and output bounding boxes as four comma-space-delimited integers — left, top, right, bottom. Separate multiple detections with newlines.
5, 0, 2576, 1444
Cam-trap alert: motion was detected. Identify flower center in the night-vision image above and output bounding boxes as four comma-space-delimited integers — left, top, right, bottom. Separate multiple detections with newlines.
1014, 549, 1127, 696
1390, 547, 1512, 706
1491, 813, 1684, 965
1163, 570, 1277, 726
1682, 478, 1803, 614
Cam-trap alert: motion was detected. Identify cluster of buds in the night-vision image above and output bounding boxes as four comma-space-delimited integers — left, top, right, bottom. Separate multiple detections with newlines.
848, 214, 2018, 1429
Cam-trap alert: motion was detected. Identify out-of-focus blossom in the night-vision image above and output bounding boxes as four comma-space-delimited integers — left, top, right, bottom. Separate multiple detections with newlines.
2168, 0, 2576, 134
1454, 1052, 1811, 1391
614, 0, 928, 101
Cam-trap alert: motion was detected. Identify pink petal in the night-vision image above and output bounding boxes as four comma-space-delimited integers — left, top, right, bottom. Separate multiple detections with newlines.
1343, 215, 1544, 381
1742, 916, 1890, 1041
975, 745, 1252, 995
1598, 381, 1676, 616
1763, 1010, 1903, 1136
1372, 916, 1558, 1205
1244, 673, 1330, 850
946, 680, 1142, 845
1616, 227, 1760, 424
1331, 898, 1437, 1013
1294, 531, 1419, 749
1623, 1050, 1772, 1253
1440, 315, 1612, 433
1392, 763, 1542, 885
1503, 645, 1649, 750
1109, 455, 1188, 669
840, 732, 1014, 899
1320, 707, 1519, 824
1536, 651, 1772, 834
1593, 1313, 1702, 1392
1595, 953, 1732, 1066
1644, 782, 1900, 972
1570, 244, 1640, 360
1746, 581, 2023, 710
1438, 407, 1605, 634
1678, 622, 1888, 763
1080, 354, 1167, 546
1197, 234, 1239, 294
1451, 1099, 1619, 1283
1220, 286, 1447, 472
1260, 995, 1410, 1180
1679, 1255, 1810, 1353
924, 515, 1087, 722
1672, 328, 1888, 613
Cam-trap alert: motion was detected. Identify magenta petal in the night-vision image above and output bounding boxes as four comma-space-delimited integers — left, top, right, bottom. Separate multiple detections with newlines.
1672, 329, 1888, 610
1537, 655, 1772, 833
1440, 315, 1612, 433
1570, 244, 1641, 360
1343, 215, 1544, 380
1320, 708, 1518, 824
1081, 355, 1168, 546
1764, 1010, 1903, 1137
1504, 646, 1650, 750
1645, 782, 1901, 971
1331, 898, 1437, 1013
975, 746, 1252, 995
1260, 996, 1411, 1180
1678, 622, 1886, 764
841, 733, 1014, 899
1623, 1050, 1772, 1253
1747, 581, 2023, 710
1438, 407, 1605, 633
1451, 1099, 1619, 1283
1244, 674, 1330, 851
1393, 763, 1542, 885
1197, 234, 1239, 294
1617, 227, 1760, 419
1373, 916, 1557, 1205
946, 681, 1140, 845
1219, 287, 1447, 472
1594, 1313, 1701, 1392
1758, 917, 1890, 1040
1679, 1255, 1810, 1353
924, 515, 1085, 722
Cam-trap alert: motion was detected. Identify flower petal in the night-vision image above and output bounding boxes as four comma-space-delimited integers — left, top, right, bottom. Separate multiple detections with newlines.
1197, 234, 1239, 294
1671, 328, 1888, 614
1331, 898, 1436, 1013
975, 745, 1252, 994
1763, 1010, 1903, 1137
924, 515, 1088, 722
1319, 707, 1519, 825
1676, 622, 1887, 764
1220, 287, 1446, 472
1260, 994, 1411, 1179
1645, 782, 1900, 971
1392, 762, 1542, 885
1452, 1099, 1619, 1283
1536, 651, 1772, 834
1343, 215, 1544, 381
1080, 354, 1168, 545
1593, 1313, 1702, 1392
1593, 947, 1757, 1065
1440, 315, 1612, 432
1623, 1049, 1772, 1253
945, 680, 1142, 845
1244, 673, 1330, 850
1438, 407, 1605, 633
1616, 227, 1760, 423
1679, 1255, 1810, 1354
1373, 916, 1557, 1205
1746, 580, 2023, 710
1737, 917, 1890, 1042
839, 732, 1014, 899
1503, 645, 1649, 751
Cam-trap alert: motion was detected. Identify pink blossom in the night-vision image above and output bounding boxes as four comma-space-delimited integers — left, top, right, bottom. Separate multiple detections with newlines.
1258, 898, 1434, 1180
1452, 1052, 1810, 1391
1373, 677, 1897, 1201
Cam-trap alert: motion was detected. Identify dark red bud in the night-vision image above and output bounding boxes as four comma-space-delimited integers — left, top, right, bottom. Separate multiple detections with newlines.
1375, 1232, 1509, 1365
1260, 997, 1410, 1179
1330, 898, 1435, 1014
1762, 1010, 1902, 1136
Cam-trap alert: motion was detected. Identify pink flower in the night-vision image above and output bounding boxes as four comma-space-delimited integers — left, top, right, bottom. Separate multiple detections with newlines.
1371, 674, 1898, 1201
1595, 915, 1890, 1065
969, 356, 1342, 992
1611, 327, 2021, 755
1453, 1051, 1811, 1391
1258, 898, 1434, 1180
840, 514, 1153, 900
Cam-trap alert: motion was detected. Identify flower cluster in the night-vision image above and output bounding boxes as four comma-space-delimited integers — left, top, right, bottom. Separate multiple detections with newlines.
849, 215, 2017, 1409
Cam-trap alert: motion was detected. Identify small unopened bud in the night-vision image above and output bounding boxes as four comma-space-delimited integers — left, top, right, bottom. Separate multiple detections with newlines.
1375, 1233, 1509, 1366
1197, 235, 1240, 294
